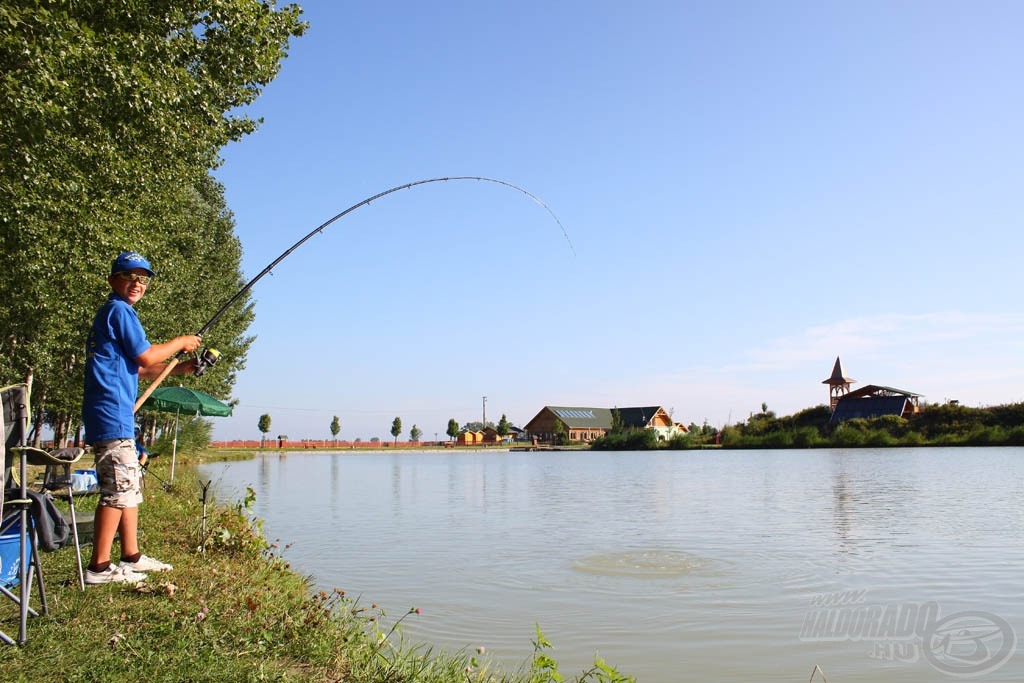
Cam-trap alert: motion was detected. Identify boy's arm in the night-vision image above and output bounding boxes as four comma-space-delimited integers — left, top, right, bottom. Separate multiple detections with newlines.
137, 335, 203, 379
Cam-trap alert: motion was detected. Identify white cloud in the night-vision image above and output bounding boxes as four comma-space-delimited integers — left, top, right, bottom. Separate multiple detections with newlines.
600, 311, 1024, 425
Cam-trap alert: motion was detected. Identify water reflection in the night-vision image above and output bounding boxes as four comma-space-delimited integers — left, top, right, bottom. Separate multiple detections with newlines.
829, 452, 920, 559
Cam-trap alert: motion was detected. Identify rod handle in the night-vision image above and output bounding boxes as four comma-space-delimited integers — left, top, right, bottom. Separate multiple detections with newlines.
134, 356, 181, 413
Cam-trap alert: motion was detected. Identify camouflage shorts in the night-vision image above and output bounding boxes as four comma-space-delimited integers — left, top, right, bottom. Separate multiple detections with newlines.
93, 438, 143, 508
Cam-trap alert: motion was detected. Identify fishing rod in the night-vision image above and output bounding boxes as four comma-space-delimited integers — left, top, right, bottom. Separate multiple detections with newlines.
135, 176, 571, 411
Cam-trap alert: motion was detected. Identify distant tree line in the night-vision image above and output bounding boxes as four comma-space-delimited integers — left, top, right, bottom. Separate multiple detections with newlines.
590, 402, 1024, 450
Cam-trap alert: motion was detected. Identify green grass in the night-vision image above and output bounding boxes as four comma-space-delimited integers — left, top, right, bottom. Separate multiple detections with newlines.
0, 457, 634, 683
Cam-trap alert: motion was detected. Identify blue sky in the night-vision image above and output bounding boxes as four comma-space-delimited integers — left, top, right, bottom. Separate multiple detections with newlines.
209, 1, 1024, 442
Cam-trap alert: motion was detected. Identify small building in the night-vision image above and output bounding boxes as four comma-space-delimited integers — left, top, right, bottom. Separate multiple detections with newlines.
481, 426, 518, 444
523, 406, 686, 443
616, 406, 685, 441
824, 358, 923, 424
830, 385, 922, 424
456, 430, 483, 445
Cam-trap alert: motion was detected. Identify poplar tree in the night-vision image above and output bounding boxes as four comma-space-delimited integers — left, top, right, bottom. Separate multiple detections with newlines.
258, 413, 272, 448
0, 1, 306, 441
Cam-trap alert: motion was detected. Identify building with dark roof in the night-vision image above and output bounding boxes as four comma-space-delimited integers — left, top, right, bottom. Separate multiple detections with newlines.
523, 406, 685, 443
825, 358, 923, 424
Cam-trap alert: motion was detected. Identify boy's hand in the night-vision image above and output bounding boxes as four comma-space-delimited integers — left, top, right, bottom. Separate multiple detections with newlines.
180, 335, 202, 354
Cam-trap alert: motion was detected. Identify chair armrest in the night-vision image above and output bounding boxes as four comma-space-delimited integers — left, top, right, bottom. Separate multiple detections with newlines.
13, 446, 85, 466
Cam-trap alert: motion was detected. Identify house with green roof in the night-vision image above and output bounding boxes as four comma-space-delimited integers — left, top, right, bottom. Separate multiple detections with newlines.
523, 406, 685, 444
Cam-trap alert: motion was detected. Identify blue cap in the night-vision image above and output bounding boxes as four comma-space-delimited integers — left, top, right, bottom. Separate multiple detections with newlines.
111, 251, 156, 277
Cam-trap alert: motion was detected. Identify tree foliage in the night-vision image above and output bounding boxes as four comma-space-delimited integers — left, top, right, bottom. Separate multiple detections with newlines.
257, 413, 271, 446
0, 1, 306, 442
552, 420, 568, 446
330, 415, 340, 440
409, 424, 421, 442
390, 417, 402, 445
591, 401, 1024, 451
716, 401, 1024, 449
446, 418, 459, 441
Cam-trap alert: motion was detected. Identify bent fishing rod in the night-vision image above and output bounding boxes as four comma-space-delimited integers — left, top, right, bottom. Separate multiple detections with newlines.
135, 176, 571, 412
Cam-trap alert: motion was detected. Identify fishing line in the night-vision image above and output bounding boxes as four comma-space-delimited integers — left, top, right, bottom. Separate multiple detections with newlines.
135, 176, 571, 411
201, 176, 572, 336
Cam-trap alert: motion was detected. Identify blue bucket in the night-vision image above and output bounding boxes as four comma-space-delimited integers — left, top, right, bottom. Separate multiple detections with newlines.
72, 469, 99, 493
0, 520, 30, 588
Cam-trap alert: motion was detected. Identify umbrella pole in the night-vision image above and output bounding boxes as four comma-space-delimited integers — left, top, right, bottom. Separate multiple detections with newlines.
170, 408, 180, 484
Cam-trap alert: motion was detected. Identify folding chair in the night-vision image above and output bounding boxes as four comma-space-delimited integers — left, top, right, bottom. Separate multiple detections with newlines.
2, 385, 86, 591
1, 383, 48, 645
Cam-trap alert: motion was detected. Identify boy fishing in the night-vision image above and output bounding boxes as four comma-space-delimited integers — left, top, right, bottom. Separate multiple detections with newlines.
82, 251, 202, 584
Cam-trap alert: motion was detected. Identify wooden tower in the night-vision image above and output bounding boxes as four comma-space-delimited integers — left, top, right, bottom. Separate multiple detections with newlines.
822, 357, 854, 410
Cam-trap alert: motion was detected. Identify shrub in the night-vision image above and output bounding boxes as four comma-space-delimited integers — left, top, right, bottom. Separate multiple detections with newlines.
900, 431, 925, 446
666, 433, 693, 450
153, 415, 213, 456
870, 414, 908, 436
763, 431, 794, 448
590, 429, 659, 451
830, 425, 866, 447
865, 431, 897, 447
792, 427, 824, 448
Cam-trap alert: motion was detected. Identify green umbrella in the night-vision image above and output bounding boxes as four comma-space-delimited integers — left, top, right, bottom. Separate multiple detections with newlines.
140, 386, 232, 482
143, 386, 233, 417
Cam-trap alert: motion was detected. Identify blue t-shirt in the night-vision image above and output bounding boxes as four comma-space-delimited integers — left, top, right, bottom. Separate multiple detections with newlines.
82, 294, 151, 444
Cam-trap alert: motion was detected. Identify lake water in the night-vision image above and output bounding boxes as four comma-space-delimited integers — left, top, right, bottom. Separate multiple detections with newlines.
199, 448, 1023, 682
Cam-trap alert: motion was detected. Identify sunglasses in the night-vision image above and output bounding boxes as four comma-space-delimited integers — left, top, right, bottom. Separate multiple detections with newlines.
116, 272, 152, 285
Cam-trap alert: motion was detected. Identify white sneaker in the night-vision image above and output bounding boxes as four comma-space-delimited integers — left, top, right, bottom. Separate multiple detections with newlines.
85, 564, 148, 585
120, 554, 173, 572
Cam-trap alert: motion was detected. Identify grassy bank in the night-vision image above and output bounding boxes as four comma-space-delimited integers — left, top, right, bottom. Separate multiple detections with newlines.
0, 456, 633, 683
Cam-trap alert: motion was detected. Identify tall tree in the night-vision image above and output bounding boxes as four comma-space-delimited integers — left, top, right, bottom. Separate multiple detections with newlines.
390, 417, 402, 445
553, 420, 568, 445
0, 1, 305, 439
410, 424, 422, 443
497, 414, 510, 437
258, 413, 272, 448
330, 415, 341, 444
446, 418, 459, 442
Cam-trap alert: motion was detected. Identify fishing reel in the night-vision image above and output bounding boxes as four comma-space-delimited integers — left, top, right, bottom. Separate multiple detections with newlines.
193, 347, 222, 377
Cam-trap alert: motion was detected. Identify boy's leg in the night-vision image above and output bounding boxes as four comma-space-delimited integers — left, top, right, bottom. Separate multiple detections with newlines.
89, 504, 122, 567
89, 438, 143, 568
117, 507, 140, 558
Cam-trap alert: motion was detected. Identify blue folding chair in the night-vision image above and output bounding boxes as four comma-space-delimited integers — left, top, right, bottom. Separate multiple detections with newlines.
1, 383, 86, 644
0, 383, 47, 645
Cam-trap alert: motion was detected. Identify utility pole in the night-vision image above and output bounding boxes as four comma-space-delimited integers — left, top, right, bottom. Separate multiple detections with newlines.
482, 396, 487, 428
